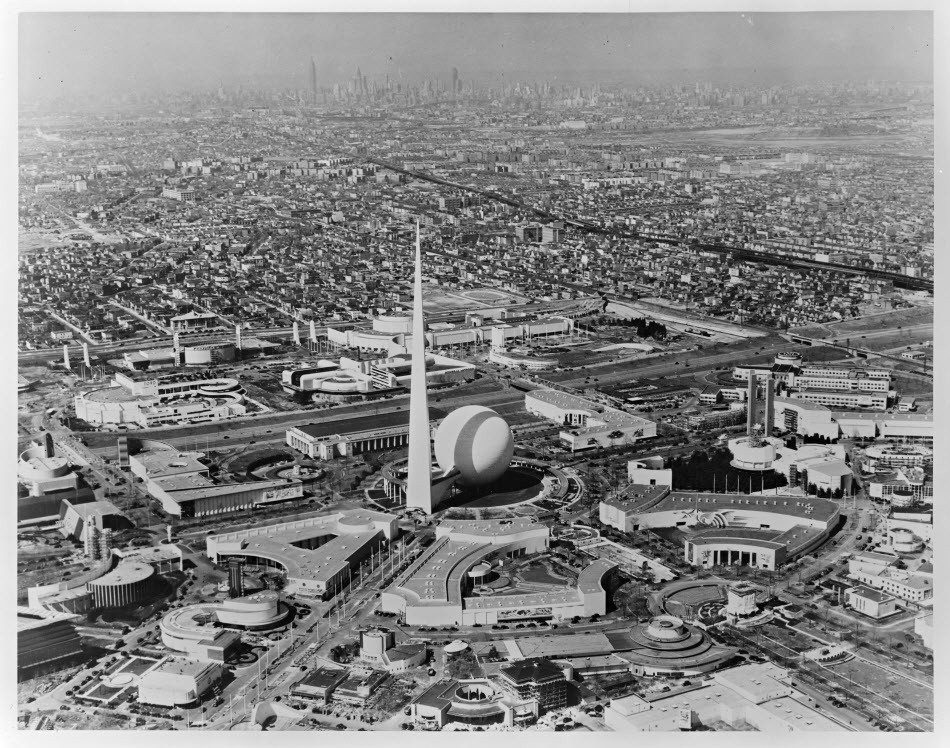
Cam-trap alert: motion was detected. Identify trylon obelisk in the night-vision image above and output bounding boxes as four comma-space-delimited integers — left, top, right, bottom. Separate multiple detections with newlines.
406, 222, 433, 513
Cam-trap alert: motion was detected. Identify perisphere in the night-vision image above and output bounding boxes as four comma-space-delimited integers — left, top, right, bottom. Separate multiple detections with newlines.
434, 405, 514, 486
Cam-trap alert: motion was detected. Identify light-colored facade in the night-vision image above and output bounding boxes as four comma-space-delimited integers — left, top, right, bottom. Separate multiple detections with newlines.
88, 561, 155, 608
601, 486, 838, 571
845, 586, 898, 619
849, 567, 932, 604
915, 611, 933, 649
132, 441, 303, 517
206, 509, 397, 597
74, 373, 245, 429
138, 660, 222, 707
380, 518, 614, 626
604, 662, 845, 731
525, 389, 656, 451
18, 443, 79, 496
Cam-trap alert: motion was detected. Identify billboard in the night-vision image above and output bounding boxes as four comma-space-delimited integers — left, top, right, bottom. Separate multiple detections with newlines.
498, 606, 553, 622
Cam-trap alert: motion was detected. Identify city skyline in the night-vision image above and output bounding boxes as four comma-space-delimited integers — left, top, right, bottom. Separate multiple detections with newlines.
14, 8, 936, 737
19, 11, 933, 102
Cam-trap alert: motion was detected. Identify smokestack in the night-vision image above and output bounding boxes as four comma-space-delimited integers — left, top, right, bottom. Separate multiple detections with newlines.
82, 342, 91, 368
293, 321, 301, 346
63, 344, 71, 369
173, 331, 181, 349
166, 524, 173, 544
235, 323, 243, 350
44, 432, 55, 458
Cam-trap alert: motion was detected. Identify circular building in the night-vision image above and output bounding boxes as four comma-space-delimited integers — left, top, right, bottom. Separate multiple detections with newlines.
88, 561, 155, 608
435, 405, 515, 486
18, 444, 78, 496
728, 435, 779, 471
216, 590, 288, 629
624, 615, 737, 675
889, 527, 924, 554
775, 352, 803, 368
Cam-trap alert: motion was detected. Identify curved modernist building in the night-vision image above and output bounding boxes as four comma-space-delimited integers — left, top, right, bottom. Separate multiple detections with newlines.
728, 435, 780, 471
888, 527, 924, 554
601, 485, 839, 571
411, 678, 539, 729
380, 518, 616, 626
88, 561, 155, 608
864, 443, 933, 472
74, 375, 246, 429
160, 593, 286, 661
217, 590, 287, 628
18, 443, 79, 496
623, 615, 737, 675
488, 348, 558, 371
206, 509, 398, 598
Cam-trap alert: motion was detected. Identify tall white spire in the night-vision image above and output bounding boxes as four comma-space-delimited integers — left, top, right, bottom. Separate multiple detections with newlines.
406, 222, 433, 513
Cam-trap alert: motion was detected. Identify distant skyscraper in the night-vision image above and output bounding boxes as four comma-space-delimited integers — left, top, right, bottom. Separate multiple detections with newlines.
406, 223, 433, 514
309, 57, 317, 103
452, 67, 459, 97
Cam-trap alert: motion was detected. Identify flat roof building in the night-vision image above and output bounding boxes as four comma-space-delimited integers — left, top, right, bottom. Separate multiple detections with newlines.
525, 389, 656, 451
206, 509, 398, 597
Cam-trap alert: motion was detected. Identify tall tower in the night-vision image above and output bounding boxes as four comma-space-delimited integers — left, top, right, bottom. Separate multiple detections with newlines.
452, 67, 459, 98
309, 57, 318, 103
82, 342, 91, 368
746, 373, 775, 439
62, 344, 71, 370
228, 558, 245, 598
235, 323, 243, 350
293, 320, 301, 346
405, 223, 433, 513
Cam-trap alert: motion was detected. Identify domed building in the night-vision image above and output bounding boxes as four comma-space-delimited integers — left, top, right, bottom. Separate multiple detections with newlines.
434, 405, 515, 486
382, 404, 558, 511
622, 615, 737, 675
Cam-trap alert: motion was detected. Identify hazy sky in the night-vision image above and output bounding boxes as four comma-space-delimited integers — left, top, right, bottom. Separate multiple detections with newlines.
19, 12, 933, 100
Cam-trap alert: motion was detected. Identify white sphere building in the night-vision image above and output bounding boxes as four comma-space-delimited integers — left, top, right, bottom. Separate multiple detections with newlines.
434, 405, 515, 486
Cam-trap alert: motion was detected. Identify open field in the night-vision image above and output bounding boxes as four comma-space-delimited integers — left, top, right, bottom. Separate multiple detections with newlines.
791, 306, 933, 339
857, 327, 932, 353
